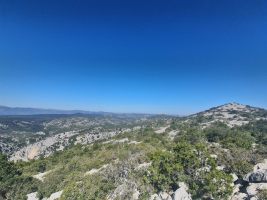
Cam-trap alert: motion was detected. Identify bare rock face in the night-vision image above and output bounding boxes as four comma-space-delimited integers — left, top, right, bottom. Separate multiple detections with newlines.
10, 131, 80, 161
10, 128, 130, 161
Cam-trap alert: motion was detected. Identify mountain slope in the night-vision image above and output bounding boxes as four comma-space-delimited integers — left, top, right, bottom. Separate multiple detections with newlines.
0, 103, 267, 200
0, 113, 154, 158
188, 102, 267, 128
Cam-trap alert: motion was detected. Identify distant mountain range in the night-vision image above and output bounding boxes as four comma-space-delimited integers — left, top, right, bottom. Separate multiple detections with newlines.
1, 103, 266, 117
0, 105, 155, 117
0, 105, 111, 116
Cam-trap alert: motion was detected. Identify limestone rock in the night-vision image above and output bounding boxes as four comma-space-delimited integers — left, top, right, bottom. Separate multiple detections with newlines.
246, 183, 267, 196
150, 194, 161, 200
107, 180, 138, 200
231, 173, 239, 183
230, 192, 248, 200
33, 170, 52, 182
132, 188, 140, 200
43, 191, 63, 200
149, 192, 172, 200
159, 192, 172, 200
27, 192, 38, 200
173, 182, 192, 200
244, 170, 267, 183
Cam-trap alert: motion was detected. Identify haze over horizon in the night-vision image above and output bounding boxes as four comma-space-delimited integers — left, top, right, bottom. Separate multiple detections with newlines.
1, 0, 267, 114
0, 102, 266, 116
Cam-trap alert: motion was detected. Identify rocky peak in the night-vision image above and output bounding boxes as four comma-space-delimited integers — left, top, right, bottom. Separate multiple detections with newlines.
212, 102, 253, 112
190, 102, 266, 128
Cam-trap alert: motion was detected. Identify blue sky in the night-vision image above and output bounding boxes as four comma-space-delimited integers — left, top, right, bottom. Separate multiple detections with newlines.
0, 0, 267, 114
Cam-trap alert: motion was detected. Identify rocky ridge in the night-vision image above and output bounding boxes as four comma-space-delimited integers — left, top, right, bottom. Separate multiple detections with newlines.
190, 102, 267, 128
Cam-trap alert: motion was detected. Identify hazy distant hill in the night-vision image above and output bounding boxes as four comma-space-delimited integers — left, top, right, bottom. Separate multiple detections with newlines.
0, 106, 155, 118
0, 105, 120, 116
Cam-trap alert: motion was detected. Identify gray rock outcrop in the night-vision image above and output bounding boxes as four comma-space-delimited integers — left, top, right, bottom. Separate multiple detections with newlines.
244, 170, 267, 183
150, 183, 191, 200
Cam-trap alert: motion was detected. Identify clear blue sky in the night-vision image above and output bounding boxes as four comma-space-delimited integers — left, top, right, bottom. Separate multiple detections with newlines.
0, 0, 267, 114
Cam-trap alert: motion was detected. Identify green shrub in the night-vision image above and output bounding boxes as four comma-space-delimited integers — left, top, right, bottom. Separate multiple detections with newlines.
146, 142, 233, 199
146, 150, 184, 191
62, 175, 115, 200
0, 153, 40, 200
204, 123, 229, 143
0, 153, 21, 198
221, 131, 254, 149
200, 169, 233, 199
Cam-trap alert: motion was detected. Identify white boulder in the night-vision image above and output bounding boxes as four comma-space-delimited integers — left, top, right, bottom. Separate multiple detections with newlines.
159, 192, 172, 200
246, 183, 267, 196
150, 194, 161, 200
27, 192, 38, 200
230, 192, 248, 200
173, 182, 192, 200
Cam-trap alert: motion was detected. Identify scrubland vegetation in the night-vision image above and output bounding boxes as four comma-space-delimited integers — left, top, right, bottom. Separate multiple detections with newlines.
1, 118, 266, 200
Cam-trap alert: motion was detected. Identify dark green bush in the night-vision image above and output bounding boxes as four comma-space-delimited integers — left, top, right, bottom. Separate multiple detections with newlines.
146, 142, 233, 199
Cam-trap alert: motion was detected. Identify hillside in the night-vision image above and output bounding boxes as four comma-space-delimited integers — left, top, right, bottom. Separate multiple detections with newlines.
0, 113, 158, 159
187, 102, 267, 128
0, 103, 267, 200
